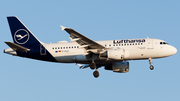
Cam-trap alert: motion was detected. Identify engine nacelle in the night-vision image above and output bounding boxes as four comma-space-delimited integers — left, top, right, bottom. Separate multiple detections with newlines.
105, 62, 129, 73
99, 49, 129, 60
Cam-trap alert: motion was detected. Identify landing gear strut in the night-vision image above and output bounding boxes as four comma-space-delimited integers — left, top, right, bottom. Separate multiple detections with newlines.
90, 55, 98, 70
149, 58, 154, 70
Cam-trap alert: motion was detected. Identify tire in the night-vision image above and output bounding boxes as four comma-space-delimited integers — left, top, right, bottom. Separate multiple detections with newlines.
93, 71, 99, 78
150, 65, 154, 70
90, 62, 96, 70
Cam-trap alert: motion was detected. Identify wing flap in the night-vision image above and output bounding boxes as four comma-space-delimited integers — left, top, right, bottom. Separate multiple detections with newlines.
5, 41, 30, 52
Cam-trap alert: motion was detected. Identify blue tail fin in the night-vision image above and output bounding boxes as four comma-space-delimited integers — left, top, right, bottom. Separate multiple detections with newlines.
6, 16, 57, 62
7, 16, 41, 47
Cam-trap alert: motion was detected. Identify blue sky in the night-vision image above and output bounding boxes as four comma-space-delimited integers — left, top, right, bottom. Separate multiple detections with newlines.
0, 0, 179, 101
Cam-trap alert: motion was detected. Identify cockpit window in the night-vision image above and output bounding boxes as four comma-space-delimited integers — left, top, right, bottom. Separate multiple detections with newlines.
160, 42, 168, 45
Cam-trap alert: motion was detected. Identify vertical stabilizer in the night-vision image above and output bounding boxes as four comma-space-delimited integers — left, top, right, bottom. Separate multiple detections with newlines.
7, 16, 41, 47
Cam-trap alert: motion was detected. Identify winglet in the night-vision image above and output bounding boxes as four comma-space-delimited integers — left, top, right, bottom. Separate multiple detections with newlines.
60, 25, 66, 31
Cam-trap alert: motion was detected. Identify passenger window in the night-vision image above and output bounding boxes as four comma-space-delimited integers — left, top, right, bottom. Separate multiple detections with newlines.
77, 46, 79, 48
160, 42, 162, 44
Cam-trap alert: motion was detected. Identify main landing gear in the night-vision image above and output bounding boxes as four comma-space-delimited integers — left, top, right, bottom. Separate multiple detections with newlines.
90, 62, 100, 78
149, 58, 154, 70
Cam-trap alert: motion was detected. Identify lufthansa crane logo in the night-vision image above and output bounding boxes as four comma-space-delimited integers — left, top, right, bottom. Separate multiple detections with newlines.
14, 29, 30, 44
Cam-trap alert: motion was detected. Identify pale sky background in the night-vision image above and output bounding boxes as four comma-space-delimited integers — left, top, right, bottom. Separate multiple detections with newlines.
0, 0, 180, 101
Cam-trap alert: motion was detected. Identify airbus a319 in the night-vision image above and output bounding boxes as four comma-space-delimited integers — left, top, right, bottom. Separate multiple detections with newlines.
4, 16, 177, 78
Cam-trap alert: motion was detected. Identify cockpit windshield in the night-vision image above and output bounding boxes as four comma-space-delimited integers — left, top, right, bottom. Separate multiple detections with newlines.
160, 42, 168, 45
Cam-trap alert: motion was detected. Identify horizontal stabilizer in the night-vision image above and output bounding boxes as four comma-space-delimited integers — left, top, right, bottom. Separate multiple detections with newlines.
5, 41, 30, 52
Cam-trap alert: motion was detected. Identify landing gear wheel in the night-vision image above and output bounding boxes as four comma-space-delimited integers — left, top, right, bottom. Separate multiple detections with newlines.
150, 65, 154, 70
90, 62, 96, 70
93, 71, 99, 78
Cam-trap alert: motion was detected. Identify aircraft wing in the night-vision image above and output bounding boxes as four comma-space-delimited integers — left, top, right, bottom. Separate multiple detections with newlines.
61, 26, 105, 54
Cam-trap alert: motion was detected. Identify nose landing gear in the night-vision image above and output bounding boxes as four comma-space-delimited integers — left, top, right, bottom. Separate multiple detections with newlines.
149, 58, 154, 70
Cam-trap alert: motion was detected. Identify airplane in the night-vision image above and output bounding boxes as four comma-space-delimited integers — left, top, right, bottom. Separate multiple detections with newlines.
4, 16, 177, 78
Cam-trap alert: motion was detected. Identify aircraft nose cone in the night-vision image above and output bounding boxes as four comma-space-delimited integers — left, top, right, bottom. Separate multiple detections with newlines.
172, 46, 177, 55
169, 46, 177, 55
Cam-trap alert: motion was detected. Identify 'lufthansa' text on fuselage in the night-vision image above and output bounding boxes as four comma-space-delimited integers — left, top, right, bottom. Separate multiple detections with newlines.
113, 39, 146, 44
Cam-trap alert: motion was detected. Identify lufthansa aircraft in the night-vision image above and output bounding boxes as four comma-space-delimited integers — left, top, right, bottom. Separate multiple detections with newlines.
4, 16, 177, 78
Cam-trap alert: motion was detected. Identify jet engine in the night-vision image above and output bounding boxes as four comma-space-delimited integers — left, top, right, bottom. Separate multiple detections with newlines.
105, 62, 129, 73
99, 49, 129, 60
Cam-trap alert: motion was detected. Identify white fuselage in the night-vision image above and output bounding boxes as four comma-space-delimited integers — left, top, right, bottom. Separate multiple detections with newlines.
42, 38, 177, 64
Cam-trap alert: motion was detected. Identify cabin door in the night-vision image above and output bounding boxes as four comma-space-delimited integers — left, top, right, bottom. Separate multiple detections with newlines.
40, 45, 46, 55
